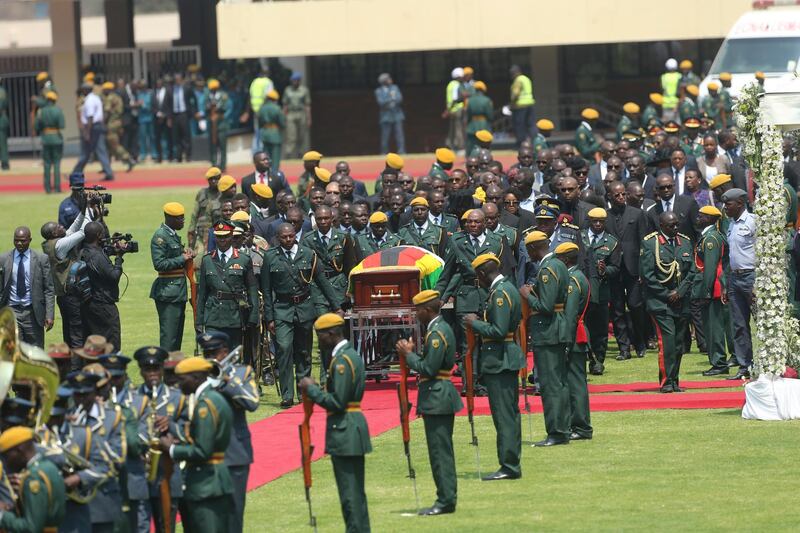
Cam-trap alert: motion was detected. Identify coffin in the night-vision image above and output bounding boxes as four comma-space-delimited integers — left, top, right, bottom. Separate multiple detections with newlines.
350, 268, 420, 311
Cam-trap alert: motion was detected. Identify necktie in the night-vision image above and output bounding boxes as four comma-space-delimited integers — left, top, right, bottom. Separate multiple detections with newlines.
472, 236, 480, 252
664, 200, 671, 212
321, 235, 328, 247
259, 172, 266, 184
16, 253, 26, 299
417, 225, 424, 236
221, 252, 228, 265
285, 248, 292, 260
590, 234, 597, 247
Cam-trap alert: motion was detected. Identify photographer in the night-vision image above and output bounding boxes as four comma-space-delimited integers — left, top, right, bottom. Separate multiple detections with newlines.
80, 221, 124, 351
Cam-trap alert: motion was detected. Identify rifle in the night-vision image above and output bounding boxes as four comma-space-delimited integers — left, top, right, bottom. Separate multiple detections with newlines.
519, 295, 533, 443
299, 391, 318, 532
159, 452, 174, 533
184, 258, 199, 355
396, 351, 419, 511
464, 325, 481, 478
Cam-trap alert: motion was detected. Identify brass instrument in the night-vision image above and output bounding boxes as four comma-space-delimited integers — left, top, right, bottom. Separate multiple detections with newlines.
45, 427, 99, 504
209, 345, 242, 380
145, 387, 162, 482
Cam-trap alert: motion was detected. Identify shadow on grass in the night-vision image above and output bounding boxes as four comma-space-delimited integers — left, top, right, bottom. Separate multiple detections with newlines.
710, 409, 743, 416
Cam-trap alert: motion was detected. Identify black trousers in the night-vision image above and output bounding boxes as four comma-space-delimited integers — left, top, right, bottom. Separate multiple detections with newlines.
122, 119, 139, 160
154, 117, 172, 161
80, 300, 121, 352
171, 112, 191, 162
57, 294, 84, 348
611, 270, 650, 353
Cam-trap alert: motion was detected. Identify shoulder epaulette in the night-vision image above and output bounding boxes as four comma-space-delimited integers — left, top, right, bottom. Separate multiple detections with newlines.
562, 222, 579, 230
643, 231, 658, 240
646, 204, 656, 211
677, 232, 691, 241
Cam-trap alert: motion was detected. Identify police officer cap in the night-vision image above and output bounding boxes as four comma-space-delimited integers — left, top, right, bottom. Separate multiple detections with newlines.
99, 353, 132, 377
134, 346, 169, 367
534, 195, 561, 209
290, 72, 303, 81
69, 171, 85, 188
66, 371, 100, 393
535, 204, 559, 219
721, 188, 747, 202
50, 386, 74, 417
197, 330, 229, 352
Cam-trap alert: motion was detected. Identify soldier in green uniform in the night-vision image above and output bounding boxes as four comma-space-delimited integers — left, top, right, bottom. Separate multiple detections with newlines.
101, 81, 134, 170
719, 72, 735, 121
700, 82, 726, 129
483, 202, 518, 255
34, 90, 64, 193
354, 211, 401, 261
297, 150, 322, 198
0, 83, 8, 170
533, 119, 553, 153
470, 130, 494, 157
159, 357, 234, 533
395, 290, 463, 515
617, 103, 640, 141
575, 108, 601, 159
679, 59, 701, 95
206, 79, 231, 172
282, 72, 312, 160
430, 147, 455, 180
464, 253, 523, 480
642, 93, 663, 128
681, 117, 704, 158
680, 85, 699, 123
0, 426, 65, 531
465, 81, 493, 157
521, 231, 571, 446
151, 202, 193, 351
693, 206, 731, 376
300, 313, 372, 532
582, 208, 620, 375
640, 211, 695, 393
429, 191, 460, 235
189, 167, 223, 261
261, 223, 344, 408
257, 89, 285, 171
196, 222, 260, 349
555, 242, 592, 440
398, 197, 449, 257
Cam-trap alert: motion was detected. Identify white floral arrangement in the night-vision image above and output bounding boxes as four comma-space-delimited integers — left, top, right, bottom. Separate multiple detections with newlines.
735, 84, 798, 376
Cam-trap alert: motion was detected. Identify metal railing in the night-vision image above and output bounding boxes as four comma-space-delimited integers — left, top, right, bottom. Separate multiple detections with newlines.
82, 45, 201, 84
0, 72, 41, 152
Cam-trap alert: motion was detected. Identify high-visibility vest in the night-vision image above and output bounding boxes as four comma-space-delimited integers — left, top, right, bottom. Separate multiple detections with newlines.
661, 72, 681, 110
249, 76, 272, 113
446, 80, 463, 112
514, 75, 535, 107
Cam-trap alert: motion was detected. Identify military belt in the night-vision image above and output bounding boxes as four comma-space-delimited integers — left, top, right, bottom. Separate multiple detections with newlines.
43, 127, 61, 134
472, 115, 487, 121
328, 401, 361, 415
420, 370, 452, 382
264, 124, 279, 129
554, 304, 565, 312
325, 270, 342, 279
158, 269, 184, 278
206, 452, 225, 464
44, 528, 58, 533
485, 333, 516, 343
787, 223, 796, 230
464, 278, 480, 287
215, 290, 245, 301
276, 291, 310, 304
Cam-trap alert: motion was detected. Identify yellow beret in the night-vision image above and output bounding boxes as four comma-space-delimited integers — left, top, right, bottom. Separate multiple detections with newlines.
435, 147, 456, 164
463, 66, 474, 75
706, 82, 719, 92
175, 357, 213, 375
187, 64, 200, 73
230, 210, 251, 222
460, 209, 474, 221
699, 205, 722, 217
205, 166, 222, 179
524, 230, 548, 245
163, 202, 185, 216
0, 427, 34, 453
267, 89, 279, 100
473, 81, 487, 92
412, 290, 440, 305
537, 119, 554, 131
102, 81, 114, 90
252, 183, 274, 199
45, 91, 58, 101
588, 207, 607, 219
755, 71, 765, 80
472, 187, 486, 204
581, 108, 599, 120
719, 72, 732, 82
218, 175, 236, 192
471, 253, 500, 270
314, 313, 345, 331
83, 72, 95, 82
36, 71, 49, 82
679, 59, 693, 69
709, 174, 732, 189
208, 79, 220, 90
623, 102, 640, 114
386, 153, 404, 170
369, 211, 388, 224
314, 167, 332, 183
303, 150, 323, 162
555, 242, 579, 254
649, 93, 664, 105
475, 130, 493, 143
409, 197, 429, 208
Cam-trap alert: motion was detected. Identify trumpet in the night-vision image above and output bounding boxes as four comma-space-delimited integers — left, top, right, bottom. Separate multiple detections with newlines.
209, 345, 242, 380
145, 387, 162, 483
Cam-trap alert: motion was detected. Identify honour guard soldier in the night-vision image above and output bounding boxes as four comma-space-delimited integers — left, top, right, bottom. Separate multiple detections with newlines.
101, 81, 134, 170
297, 150, 323, 199
642, 93, 662, 128
206, 79, 231, 172
465, 81, 493, 156
151, 202, 193, 351
399, 197, 449, 257
196, 222, 260, 349
189, 167, 223, 261
34, 90, 65, 193
0, 427, 65, 531
262, 223, 344, 408
257, 90, 285, 171
463, 253, 524, 480
640, 212, 695, 392
354, 211, 401, 262
430, 148, 455, 180
533, 119, 553, 153
575, 108, 601, 159
617, 103, 639, 141
159, 357, 234, 533
300, 314, 372, 532
521, 231, 571, 446
429, 191, 460, 235
199, 331, 259, 533
396, 290, 463, 515
555, 243, 593, 440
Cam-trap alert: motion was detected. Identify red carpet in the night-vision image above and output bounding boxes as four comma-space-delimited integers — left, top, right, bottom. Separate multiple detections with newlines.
586, 379, 741, 393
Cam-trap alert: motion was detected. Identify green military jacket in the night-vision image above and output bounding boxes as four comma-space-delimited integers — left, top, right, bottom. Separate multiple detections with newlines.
470, 275, 524, 374
681, 136, 704, 158
692, 225, 727, 300
282, 85, 311, 114
354, 232, 401, 262
465, 92, 493, 136
565, 265, 590, 353
398, 221, 448, 258
616, 115, 632, 141
0, 455, 65, 532
34, 102, 64, 146
257, 101, 285, 144
700, 95, 722, 124
639, 232, 695, 316
642, 104, 659, 127
581, 230, 620, 303
104, 92, 124, 127
720, 88, 734, 113
190, 187, 221, 246
150, 223, 188, 303
301, 229, 356, 310
679, 98, 697, 122
296, 170, 315, 198
0, 86, 7, 130
526, 253, 570, 346
429, 162, 448, 180
307, 341, 373, 456
261, 244, 342, 323
785, 181, 798, 229
207, 90, 231, 132
405, 315, 463, 415
196, 247, 260, 328
172, 385, 234, 501
533, 133, 549, 154
575, 123, 601, 159
431, 213, 460, 235
491, 224, 518, 254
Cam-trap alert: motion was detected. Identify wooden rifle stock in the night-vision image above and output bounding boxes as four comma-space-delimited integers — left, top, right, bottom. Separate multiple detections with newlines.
519, 294, 533, 442
159, 454, 173, 533
184, 258, 198, 324
396, 352, 419, 510
299, 391, 317, 531
464, 324, 481, 477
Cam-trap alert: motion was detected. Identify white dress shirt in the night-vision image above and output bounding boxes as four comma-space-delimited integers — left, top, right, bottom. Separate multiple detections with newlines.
81, 93, 104, 125
9, 249, 31, 306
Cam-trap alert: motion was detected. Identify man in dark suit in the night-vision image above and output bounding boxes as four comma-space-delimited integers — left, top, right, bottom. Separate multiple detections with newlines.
558, 176, 593, 228
605, 181, 649, 359
587, 140, 616, 189
645, 174, 700, 242
0, 226, 55, 347
169, 73, 197, 163
719, 130, 748, 191
241, 151, 289, 212
152, 76, 173, 163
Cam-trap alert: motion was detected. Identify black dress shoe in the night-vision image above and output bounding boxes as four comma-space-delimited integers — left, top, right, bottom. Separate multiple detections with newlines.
672, 385, 684, 392
474, 387, 488, 397
279, 400, 293, 409
659, 384, 674, 393
527, 373, 536, 385
481, 470, 520, 481
569, 432, 592, 441
702, 367, 729, 376
589, 363, 604, 376
726, 358, 739, 368
615, 352, 631, 361
126, 160, 135, 172
636, 348, 646, 358
418, 505, 455, 516
727, 370, 750, 380
533, 437, 569, 447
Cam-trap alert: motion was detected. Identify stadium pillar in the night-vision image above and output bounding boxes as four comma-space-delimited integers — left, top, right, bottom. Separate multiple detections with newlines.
104, 0, 135, 48
49, 0, 82, 141
530, 46, 560, 128
175, 0, 219, 74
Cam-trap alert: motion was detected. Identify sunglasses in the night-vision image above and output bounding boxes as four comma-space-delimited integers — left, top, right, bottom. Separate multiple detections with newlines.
504, 200, 519, 205
574, 170, 588, 176
656, 185, 674, 190
560, 187, 577, 192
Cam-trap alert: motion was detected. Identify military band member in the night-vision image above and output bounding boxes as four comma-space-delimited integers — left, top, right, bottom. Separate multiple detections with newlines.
189, 167, 223, 263
399, 197, 449, 257
640, 212, 695, 393
159, 357, 234, 533
354, 211, 402, 262
396, 290, 462, 515
521, 231, 571, 446
300, 314, 372, 532
463, 253, 523, 480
